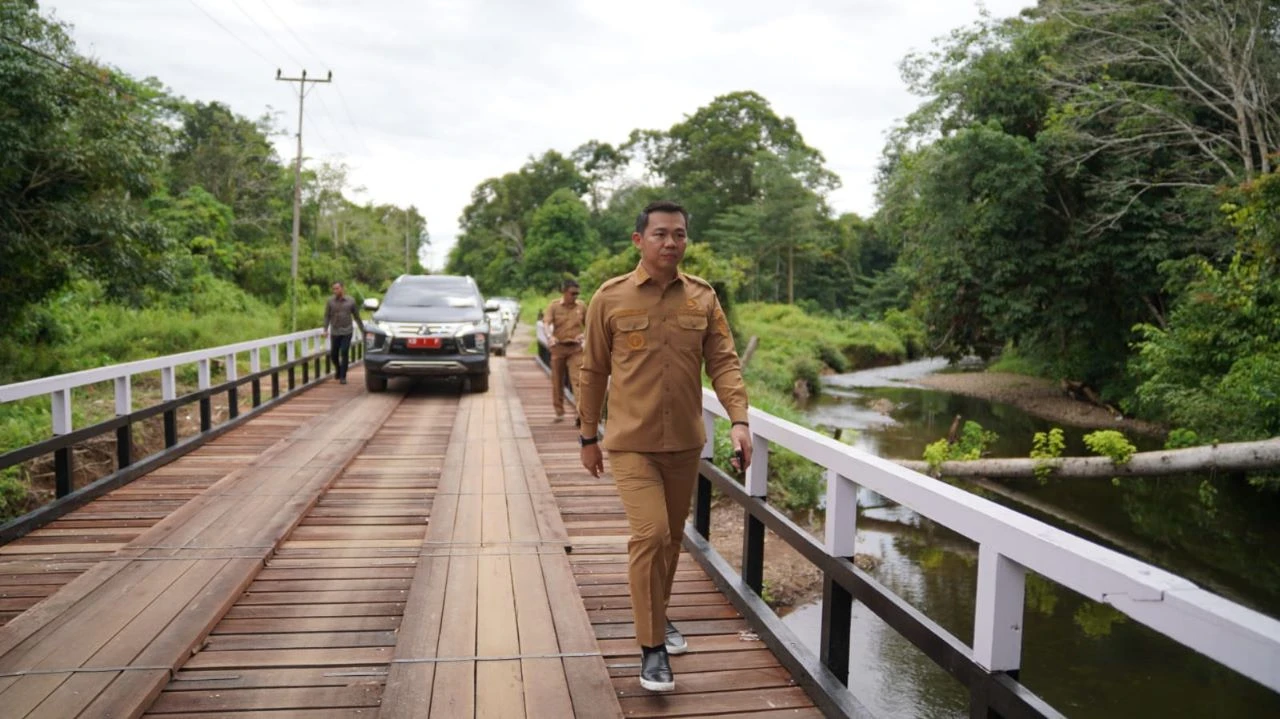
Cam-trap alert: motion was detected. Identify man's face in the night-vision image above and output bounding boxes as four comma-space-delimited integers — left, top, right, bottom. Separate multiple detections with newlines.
563, 286, 580, 305
632, 211, 687, 274
332, 283, 344, 298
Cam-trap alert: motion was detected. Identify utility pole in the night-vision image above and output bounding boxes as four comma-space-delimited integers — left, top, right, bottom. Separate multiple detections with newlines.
405, 211, 412, 274
276, 68, 331, 331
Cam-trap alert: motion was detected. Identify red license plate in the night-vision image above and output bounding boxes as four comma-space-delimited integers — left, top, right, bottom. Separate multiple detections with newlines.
407, 337, 442, 349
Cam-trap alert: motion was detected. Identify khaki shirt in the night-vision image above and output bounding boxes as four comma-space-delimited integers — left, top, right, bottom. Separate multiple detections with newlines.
544, 298, 587, 344
579, 263, 749, 452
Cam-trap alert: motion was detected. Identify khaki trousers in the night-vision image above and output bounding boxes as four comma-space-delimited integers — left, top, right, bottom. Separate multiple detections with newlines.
608, 448, 702, 647
549, 343, 582, 416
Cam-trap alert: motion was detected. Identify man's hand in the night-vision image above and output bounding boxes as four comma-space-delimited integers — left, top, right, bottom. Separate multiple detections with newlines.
581, 443, 604, 478
730, 423, 752, 474
321, 329, 328, 339
548, 336, 558, 347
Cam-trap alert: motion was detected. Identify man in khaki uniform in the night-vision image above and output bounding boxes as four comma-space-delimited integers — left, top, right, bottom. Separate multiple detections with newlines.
578, 200, 752, 693
543, 279, 587, 422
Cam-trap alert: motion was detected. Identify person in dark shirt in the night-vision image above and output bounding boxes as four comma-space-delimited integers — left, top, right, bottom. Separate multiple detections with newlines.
322, 282, 365, 385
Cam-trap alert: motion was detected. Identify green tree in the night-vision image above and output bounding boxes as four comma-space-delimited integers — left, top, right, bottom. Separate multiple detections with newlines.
0, 1, 170, 324
522, 189, 601, 291
448, 151, 586, 293
628, 91, 838, 234
1131, 171, 1280, 449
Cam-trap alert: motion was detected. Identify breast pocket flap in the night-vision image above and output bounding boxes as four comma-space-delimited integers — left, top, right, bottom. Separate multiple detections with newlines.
616, 314, 650, 332
676, 314, 707, 331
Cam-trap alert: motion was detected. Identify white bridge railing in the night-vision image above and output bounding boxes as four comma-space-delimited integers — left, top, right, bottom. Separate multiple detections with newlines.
0, 329, 326, 437
699, 387, 1280, 697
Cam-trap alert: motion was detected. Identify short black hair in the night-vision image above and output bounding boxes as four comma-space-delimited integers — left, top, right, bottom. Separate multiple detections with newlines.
562, 278, 580, 291
635, 200, 689, 234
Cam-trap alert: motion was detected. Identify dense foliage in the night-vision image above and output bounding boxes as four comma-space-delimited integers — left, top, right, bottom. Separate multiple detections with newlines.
0, 1, 427, 385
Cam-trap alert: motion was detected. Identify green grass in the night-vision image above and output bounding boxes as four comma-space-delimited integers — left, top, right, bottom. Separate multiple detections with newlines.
987, 344, 1055, 378
0, 278, 295, 520
734, 302, 909, 397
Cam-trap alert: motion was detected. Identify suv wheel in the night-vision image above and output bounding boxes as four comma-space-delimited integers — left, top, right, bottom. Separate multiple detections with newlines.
469, 373, 490, 393
365, 372, 387, 392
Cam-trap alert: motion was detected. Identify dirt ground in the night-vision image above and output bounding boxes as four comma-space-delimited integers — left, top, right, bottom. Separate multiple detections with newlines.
916, 370, 1165, 436
707, 499, 879, 615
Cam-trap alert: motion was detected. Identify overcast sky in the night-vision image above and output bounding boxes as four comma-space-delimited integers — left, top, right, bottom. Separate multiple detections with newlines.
45, 0, 1031, 269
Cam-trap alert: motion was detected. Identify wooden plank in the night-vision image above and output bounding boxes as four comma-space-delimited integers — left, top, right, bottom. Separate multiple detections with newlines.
511, 556, 574, 718
475, 554, 523, 719
146, 685, 382, 713
617, 686, 814, 717
428, 554, 478, 717
183, 646, 394, 670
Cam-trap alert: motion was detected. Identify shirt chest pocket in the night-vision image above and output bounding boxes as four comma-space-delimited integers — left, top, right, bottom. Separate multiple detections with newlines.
614, 314, 650, 353
674, 313, 707, 348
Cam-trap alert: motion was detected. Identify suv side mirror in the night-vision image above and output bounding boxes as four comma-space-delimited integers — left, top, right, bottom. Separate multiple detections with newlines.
363, 297, 380, 311
483, 300, 500, 312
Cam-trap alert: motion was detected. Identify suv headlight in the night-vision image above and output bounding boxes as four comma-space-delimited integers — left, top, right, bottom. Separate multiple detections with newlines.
372, 320, 395, 336
454, 323, 487, 353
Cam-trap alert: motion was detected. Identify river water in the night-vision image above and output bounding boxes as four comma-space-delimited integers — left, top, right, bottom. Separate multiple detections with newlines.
780, 360, 1280, 718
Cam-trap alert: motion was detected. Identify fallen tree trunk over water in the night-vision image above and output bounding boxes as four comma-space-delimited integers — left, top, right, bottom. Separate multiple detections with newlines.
894, 437, 1280, 478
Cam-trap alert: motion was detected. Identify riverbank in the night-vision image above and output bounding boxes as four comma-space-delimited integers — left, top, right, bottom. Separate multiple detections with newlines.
916, 370, 1165, 437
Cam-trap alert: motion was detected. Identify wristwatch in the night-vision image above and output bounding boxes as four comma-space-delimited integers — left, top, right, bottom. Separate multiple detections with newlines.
579, 435, 599, 447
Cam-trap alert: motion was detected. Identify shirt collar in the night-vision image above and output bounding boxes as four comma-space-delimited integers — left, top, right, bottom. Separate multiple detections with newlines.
632, 262, 687, 287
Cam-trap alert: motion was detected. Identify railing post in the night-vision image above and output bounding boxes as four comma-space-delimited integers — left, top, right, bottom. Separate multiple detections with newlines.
226, 353, 239, 419
287, 341, 296, 391
51, 389, 73, 497
974, 545, 1026, 672
742, 432, 769, 595
270, 345, 280, 399
821, 469, 857, 686
825, 470, 857, 556
161, 365, 178, 448
114, 376, 132, 470
694, 410, 716, 539
250, 347, 261, 407
821, 575, 854, 685
197, 359, 212, 432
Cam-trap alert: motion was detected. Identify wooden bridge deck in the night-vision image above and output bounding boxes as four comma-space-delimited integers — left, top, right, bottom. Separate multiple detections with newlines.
0, 357, 822, 718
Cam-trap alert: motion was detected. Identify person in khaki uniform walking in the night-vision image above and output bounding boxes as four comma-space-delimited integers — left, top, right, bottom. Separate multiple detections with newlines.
577, 200, 752, 692
543, 279, 587, 422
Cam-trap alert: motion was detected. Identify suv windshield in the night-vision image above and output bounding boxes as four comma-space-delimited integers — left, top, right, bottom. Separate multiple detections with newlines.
383, 284, 478, 308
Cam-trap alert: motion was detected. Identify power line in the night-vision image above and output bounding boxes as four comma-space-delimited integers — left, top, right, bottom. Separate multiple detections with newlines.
0, 34, 168, 110
186, 0, 274, 67
229, 0, 306, 70
332, 84, 374, 155
260, 0, 325, 66
313, 91, 361, 155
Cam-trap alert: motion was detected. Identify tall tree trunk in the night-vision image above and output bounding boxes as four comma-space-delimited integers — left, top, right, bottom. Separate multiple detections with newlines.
787, 242, 794, 305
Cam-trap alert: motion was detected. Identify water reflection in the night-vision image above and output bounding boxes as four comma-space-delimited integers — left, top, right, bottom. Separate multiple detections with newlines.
777, 367, 1280, 717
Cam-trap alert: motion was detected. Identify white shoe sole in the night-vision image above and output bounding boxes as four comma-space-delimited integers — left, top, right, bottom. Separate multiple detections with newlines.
639, 676, 675, 692
664, 641, 688, 655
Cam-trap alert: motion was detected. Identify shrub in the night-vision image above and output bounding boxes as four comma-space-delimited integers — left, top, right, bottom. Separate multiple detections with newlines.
1030, 427, 1065, 483
1083, 430, 1137, 465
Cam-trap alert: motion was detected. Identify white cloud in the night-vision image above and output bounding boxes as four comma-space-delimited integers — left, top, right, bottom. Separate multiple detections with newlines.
44, 0, 1031, 270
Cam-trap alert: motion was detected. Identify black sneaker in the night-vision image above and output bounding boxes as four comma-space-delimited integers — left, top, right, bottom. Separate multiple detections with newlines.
639, 645, 675, 692
339, 378, 347, 385
664, 620, 688, 655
